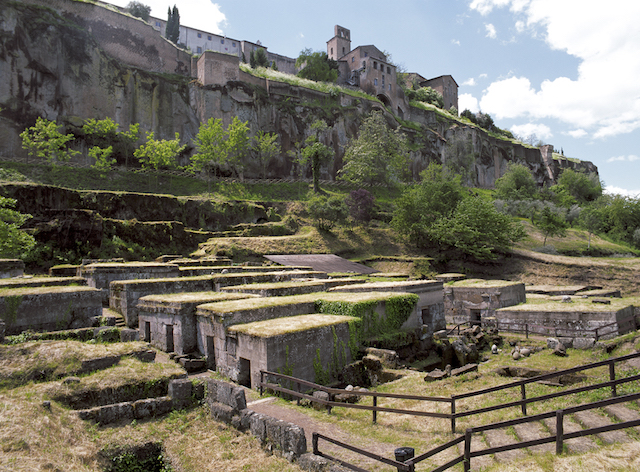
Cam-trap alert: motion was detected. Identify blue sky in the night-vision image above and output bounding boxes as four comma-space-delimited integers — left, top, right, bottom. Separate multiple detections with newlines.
108, 0, 640, 196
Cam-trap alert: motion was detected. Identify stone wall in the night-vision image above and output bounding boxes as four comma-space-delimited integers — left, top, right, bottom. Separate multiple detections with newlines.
198, 51, 239, 86
445, 280, 526, 325
0, 286, 102, 335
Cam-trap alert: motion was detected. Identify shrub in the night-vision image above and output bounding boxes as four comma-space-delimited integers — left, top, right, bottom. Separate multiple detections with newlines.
308, 195, 348, 230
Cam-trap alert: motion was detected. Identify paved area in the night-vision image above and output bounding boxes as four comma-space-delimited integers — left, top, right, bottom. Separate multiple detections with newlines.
264, 254, 378, 274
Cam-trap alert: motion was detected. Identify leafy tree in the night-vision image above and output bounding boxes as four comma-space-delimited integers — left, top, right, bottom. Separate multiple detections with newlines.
89, 146, 115, 176
430, 197, 525, 260
552, 168, 602, 206
579, 205, 605, 249
82, 118, 139, 168
225, 117, 250, 178
391, 164, 467, 248
534, 206, 568, 246
134, 132, 185, 189
494, 163, 538, 200
0, 196, 35, 258
252, 131, 280, 179
301, 120, 334, 194
249, 51, 257, 68
308, 195, 348, 231
339, 112, 410, 187
165, 5, 180, 44
20, 117, 78, 165
345, 188, 375, 224
254, 48, 269, 68
126, 1, 151, 21
189, 118, 226, 191
295, 49, 338, 83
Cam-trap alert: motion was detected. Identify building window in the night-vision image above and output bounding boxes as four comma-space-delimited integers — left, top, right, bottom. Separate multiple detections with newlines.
388, 84, 392, 91
373, 61, 377, 69
382, 75, 385, 85
197, 46, 202, 54
232, 42, 236, 47
197, 33, 202, 38
362, 61, 366, 68
208, 35, 212, 40
352, 57, 355, 62
221, 39, 224, 44
342, 47, 345, 54
155, 21, 161, 27
331, 47, 333, 55
374, 78, 378, 86
364, 52, 368, 57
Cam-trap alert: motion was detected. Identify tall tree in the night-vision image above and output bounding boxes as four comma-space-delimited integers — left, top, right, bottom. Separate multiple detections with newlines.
339, 111, 410, 187
165, 5, 180, 45
20, 117, 78, 165
254, 48, 269, 68
301, 120, 334, 194
252, 131, 281, 179
295, 49, 338, 82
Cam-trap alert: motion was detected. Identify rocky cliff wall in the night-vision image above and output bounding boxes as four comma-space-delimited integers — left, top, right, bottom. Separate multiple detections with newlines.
0, 0, 598, 187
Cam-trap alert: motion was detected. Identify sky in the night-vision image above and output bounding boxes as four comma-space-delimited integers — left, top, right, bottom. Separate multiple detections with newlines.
108, 0, 640, 197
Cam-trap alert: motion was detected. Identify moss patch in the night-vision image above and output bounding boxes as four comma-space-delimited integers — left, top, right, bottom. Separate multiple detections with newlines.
228, 314, 358, 337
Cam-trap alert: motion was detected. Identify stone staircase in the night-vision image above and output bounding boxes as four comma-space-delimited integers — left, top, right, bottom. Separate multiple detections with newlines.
459, 402, 640, 471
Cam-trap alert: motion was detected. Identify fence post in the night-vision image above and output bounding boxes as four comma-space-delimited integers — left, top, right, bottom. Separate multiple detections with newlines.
464, 429, 472, 472
451, 395, 456, 434
312, 432, 319, 455
521, 384, 527, 416
373, 395, 377, 424
610, 362, 617, 397
556, 410, 564, 455
525, 324, 529, 339
259, 371, 264, 397
595, 327, 599, 342
296, 381, 301, 406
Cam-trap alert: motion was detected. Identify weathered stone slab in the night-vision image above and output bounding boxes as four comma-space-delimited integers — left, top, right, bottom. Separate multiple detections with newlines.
78, 262, 180, 305
0, 276, 86, 289
0, 286, 102, 335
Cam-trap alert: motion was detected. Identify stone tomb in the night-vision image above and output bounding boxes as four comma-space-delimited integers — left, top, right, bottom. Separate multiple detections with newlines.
110, 270, 327, 328
0, 286, 102, 335
78, 262, 181, 305
328, 280, 445, 331
444, 279, 526, 326
137, 291, 258, 358
227, 314, 359, 388
196, 291, 418, 387
495, 298, 637, 340
0, 259, 25, 278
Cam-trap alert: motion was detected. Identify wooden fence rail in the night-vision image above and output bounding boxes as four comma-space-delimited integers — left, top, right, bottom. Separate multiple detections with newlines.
313, 392, 640, 472
260, 350, 640, 433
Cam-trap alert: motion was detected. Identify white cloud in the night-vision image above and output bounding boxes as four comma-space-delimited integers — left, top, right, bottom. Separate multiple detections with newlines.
469, 0, 640, 140
459, 93, 480, 113
452, 39, 461, 46
566, 129, 587, 139
462, 78, 476, 86
607, 155, 640, 163
485, 23, 497, 38
107, 0, 226, 35
604, 186, 640, 198
479, 73, 488, 79
515, 20, 525, 33
511, 123, 552, 140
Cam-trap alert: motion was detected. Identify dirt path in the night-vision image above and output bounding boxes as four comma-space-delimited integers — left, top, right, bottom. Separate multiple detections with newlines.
246, 395, 400, 470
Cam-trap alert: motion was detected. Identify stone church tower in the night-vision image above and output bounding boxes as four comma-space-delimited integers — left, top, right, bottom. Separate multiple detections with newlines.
327, 25, 351, 61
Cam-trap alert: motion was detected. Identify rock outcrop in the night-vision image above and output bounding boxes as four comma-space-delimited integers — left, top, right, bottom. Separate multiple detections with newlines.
0, 0, 598, 187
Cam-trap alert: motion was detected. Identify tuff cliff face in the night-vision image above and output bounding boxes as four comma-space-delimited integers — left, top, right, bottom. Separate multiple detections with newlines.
0, 0, 598, 188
